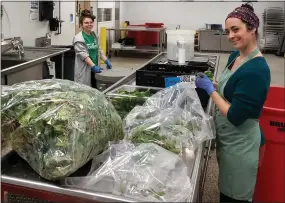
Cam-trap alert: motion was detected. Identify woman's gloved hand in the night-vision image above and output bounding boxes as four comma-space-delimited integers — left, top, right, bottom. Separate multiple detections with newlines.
92, 65, 103, 73
105, 59, 112, 69
195, 72, 216, 95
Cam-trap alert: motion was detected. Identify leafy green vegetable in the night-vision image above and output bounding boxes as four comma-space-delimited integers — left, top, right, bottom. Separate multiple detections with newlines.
117, 89, 153, 97
109, 89, 158, 118
127, 118, 201, 154
130, 126, 181, 154
204, 70, 214, 81
152, 190, 165, 199
123, 84, 209, 155
1, 79, 124, 180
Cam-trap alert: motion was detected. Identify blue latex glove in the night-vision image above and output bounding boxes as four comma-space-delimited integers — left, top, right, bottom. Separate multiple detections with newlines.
92, 65, 103, 73
195, 72, 216, 95
105, 59, 112, 69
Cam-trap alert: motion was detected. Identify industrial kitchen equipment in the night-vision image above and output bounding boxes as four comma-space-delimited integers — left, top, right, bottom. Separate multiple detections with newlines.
166, 29, 196, 62
262, 7, 285, 51
1, 37, 70, 85
1, 37, 25, 60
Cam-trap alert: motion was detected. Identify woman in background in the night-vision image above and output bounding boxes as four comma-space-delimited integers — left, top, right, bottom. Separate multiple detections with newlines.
73, 9, 112, 87
195, 3, 270, 202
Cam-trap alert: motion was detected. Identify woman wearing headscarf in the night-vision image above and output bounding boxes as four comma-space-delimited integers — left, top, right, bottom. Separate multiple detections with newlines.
195, 3, 271, 202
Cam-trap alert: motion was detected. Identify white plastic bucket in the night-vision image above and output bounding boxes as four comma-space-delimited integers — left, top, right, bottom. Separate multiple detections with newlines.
166, 30, 196, 62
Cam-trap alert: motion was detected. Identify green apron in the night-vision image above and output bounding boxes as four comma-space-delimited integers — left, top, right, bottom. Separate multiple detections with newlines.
215, 48, 261, 201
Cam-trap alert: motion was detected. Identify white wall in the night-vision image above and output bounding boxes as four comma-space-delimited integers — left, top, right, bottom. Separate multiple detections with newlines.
1, 1, 49, 46
51, 1, 76, 46
98, 2, 114, 8
2, 1, 283, 47
120, 1, 285, 38
1, 1, 76, 46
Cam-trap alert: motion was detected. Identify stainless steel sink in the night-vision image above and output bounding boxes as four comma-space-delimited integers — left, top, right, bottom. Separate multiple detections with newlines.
1, 46, 70, 85
1, 58, 44, 85
1, 59, 28, 70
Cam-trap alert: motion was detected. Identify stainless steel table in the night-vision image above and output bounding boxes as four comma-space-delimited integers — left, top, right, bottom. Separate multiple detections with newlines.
106, 27, 166, 57
1, 52, 220, 203
103, 52, 220, 203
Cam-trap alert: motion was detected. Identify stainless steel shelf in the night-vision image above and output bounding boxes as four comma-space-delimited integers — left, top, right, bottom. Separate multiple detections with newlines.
111, 46, 160, 53
106, 27, 166, 57
263, 7, 285, 51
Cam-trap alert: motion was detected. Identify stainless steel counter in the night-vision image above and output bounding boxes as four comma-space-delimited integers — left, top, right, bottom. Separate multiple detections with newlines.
104, 52, 220, 202
198, 30, 235, 52
1, 47, 70, 85
1, 52, 219, 203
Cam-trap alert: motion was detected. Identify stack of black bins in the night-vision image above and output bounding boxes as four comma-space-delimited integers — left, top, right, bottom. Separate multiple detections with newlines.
136, 58, 214, 110
50, 45, 75, 81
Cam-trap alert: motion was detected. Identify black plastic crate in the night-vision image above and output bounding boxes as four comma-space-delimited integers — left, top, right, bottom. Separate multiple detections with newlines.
136, 62, 211, 87
135, 62, 213, 109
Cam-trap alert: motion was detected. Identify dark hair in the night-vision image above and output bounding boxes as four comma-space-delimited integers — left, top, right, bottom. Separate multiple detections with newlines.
241, 2, 258, 37
79, 9, 96, 25
241, 2, 254, 12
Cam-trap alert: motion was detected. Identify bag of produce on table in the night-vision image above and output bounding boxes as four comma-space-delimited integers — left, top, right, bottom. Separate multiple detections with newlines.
123, 82, 215, 154
106, 85, 162, 119
62, 141, 192, 202
1, 79, 124, 180
1, 85, 12, 148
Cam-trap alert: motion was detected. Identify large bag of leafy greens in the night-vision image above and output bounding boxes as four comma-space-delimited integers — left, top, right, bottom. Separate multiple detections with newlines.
123, 82, 215, 154
1, 79, 124, 180
62, 141, 192, 202
1, 85, 12, 148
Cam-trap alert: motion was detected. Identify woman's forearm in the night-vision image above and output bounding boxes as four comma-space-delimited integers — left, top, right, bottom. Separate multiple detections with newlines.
99, 49, 107, 62
84, 57, 95, 68
210, 91, 230, 116
100, 55, 107, 62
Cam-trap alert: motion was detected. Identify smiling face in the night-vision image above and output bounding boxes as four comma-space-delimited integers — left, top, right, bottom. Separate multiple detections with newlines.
82, 17, 94, 33
225, 17, 256, 50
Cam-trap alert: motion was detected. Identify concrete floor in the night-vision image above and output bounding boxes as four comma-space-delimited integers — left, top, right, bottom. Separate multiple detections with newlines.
109, 51, 285, 202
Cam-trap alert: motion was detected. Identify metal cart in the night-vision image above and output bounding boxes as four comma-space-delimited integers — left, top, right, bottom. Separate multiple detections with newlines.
106, 27, 166, 58
1, 52, 220, 203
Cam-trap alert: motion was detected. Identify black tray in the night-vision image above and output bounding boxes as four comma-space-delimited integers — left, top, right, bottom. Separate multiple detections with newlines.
136, 60, 213, 88
1, 151, 92, 185
135, 62, 213, 108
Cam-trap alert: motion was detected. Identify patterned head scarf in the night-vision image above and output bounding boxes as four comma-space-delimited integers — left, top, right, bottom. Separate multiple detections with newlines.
226, 5, 259, 29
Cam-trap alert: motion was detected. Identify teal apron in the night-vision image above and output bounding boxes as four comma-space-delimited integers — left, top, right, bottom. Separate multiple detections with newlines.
215, 48, 261, 201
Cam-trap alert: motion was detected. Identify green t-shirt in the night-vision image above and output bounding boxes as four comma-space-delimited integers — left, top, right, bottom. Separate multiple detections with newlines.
82, 31, 98, 66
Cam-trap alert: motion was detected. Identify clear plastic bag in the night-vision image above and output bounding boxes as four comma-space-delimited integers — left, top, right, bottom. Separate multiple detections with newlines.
124, 82, 215, 154
1, 85, 12, 95
106, 85, 163, 119
1, 85, 12, 147
62, 141, 192, 202
1, 79, 124, 180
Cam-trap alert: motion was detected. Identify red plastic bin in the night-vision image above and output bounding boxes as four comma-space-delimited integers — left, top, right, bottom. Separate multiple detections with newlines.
126, 23, 164, 46
126, 24, 146, 46
254, 86, 285, 202
145, 23, 164, 46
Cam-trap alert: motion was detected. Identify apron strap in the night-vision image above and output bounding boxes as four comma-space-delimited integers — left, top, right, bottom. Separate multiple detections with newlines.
218, 48, 260, 103
224, 48, 260, 71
